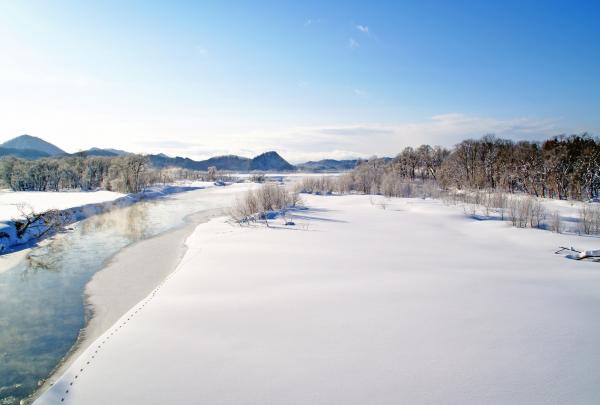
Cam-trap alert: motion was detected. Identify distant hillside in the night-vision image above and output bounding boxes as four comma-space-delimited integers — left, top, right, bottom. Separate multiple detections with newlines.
249, 151, 295, 171
1, 135, 65, 156
0, 135, 296, 172
148, 151, 295, 172
87, 147, 130, 156
202, 155, 252, 171
78, 148, 119, 157
0, 147, 51, 160
296, 159, 359, 171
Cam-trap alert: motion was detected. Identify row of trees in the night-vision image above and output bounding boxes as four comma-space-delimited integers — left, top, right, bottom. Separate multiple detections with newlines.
299, 134, 599, 201
443, 134, 600, 199
0, 155, 159, 193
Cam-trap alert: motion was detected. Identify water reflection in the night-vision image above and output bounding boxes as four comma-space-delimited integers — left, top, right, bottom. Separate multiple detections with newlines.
0, 190, 219, 405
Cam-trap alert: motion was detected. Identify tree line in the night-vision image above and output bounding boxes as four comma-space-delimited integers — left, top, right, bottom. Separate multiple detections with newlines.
0, 154, 158, 193
299, 134, 599, 201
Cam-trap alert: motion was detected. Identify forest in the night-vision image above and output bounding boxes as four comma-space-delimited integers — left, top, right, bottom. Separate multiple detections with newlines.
0, 154, 158, 193
299, 134, 600, 201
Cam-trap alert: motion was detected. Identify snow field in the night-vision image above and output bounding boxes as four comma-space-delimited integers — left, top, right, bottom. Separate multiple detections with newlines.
35, 194, 600, 405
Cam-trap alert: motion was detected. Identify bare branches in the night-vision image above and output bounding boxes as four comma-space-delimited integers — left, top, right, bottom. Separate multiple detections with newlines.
230, 183, 302, 225
12, 203, 71, 239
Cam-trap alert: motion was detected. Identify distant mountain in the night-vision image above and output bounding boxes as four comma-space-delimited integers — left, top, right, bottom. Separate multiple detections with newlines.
1, 135, 66, 156
78, 148, 119, 157
148, 151, 295, 172
147, 155, 196, 170
88, 147, 130, 156
202, 155, 252, 171
76, 147, 131, 157
0, 147, 51, 160
249, 151, 295, 171
0, 135, 296, 172
296, 159, 359, 171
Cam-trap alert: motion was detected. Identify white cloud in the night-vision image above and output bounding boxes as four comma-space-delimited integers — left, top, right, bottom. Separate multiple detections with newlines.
348, 37, 359, 49
304, 18, 321, 26
195, 46, 208, 57
128, 113, 565, 163
353, 88, 367, 96
355, 24, 369, 34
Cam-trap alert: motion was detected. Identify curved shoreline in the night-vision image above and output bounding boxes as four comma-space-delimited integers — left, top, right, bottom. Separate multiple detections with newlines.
26, 207, 225, 404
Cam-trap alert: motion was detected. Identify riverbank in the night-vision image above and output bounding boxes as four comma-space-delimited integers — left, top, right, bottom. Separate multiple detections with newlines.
26, 207, 224, 403
0, 182, 256, 405
23, 183, 259, 404
0, 183, 211, 253
33, 194, 600, 405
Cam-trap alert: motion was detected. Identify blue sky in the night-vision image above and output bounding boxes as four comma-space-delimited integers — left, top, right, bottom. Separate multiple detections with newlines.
0, 0, 598, 161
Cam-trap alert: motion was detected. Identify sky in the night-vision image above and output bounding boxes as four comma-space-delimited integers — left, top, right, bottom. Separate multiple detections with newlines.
0, 0, 599, 162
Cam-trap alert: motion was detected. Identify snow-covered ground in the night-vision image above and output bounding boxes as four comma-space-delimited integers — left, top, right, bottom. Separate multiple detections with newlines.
34, 194, 600, 405
0, 190, 125, 221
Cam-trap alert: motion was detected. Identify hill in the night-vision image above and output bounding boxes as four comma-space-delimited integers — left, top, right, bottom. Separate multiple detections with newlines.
0, 147, 51, 160
86, 147, 130, 156
296, 159, 359, 171
249, 151, 295, 171
148, 152, 295, 172
1, 135, 66, 156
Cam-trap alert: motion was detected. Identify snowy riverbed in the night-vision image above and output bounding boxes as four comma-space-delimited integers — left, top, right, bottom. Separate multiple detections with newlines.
34, 194, 600, 405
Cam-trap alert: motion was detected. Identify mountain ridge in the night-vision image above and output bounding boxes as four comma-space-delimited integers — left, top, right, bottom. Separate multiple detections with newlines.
0, 135, 358, 172
148, 151, 295, 171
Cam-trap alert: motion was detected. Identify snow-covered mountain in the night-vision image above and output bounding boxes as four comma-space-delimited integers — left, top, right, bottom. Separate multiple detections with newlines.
1, 135, 66, 156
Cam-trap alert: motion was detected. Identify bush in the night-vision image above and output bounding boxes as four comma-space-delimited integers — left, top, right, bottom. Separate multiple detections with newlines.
295, 176, 336, 195
230, 183, 301, 224
579, 203, 600, 235
550, 210, 562, 233
507, 196, 545, 228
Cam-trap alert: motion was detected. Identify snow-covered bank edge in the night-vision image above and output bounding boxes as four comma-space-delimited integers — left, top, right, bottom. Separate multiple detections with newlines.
27, 206, 225, 404
0, 184, 209, 253
31, 215, 218, 405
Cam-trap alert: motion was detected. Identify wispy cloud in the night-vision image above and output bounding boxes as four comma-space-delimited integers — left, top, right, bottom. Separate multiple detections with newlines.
195, 46, 208, 57
304, 18, 321, 26
135, 113, 563, 163
355, 24, 369, 34
348, 37, 359, 49
353, 88, 367, 96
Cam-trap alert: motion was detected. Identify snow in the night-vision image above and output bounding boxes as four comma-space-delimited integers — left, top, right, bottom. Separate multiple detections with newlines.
0, 190, 124, 221
574, 249, 600, 260
35, 195, 600, 405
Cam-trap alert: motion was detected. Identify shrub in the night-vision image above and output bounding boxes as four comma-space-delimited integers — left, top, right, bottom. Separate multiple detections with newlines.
230, 183, 301, 224
579, 203, 600, 235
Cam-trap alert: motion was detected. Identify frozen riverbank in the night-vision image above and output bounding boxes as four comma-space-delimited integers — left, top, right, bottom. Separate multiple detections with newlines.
0, 183, 212, 253
0, 183, 254, 405
34, 195, 600, 405
28, 207, 225, 403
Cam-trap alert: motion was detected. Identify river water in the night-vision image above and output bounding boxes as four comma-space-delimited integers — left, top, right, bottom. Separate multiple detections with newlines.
0, 185, 245, 405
